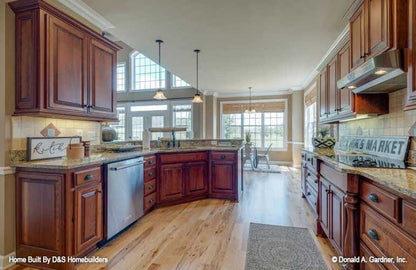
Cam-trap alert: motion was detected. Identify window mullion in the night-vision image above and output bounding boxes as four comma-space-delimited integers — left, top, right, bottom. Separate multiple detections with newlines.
261, 113, 265, 148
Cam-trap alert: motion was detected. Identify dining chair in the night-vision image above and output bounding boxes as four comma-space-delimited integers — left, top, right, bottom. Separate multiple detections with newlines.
256, 144, 272, 169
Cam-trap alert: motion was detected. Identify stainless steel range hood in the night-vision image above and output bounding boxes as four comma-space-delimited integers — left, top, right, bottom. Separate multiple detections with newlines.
337, 50, 407, 94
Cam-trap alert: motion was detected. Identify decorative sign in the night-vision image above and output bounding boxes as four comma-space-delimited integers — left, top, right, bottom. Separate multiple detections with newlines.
336, 135, 409, 161
27, 137, 82, 161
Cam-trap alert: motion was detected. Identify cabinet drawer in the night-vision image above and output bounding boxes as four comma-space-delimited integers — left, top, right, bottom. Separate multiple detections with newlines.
211, 151, 236, 161
360, 181, 400, 222
159, 152, 208, 164
320, 163, 347, 191
144, 155, 156, 168
74, 167, 101, 186
305, 181, 318, 214
144, 192, 156, 211
402, 201, 416, 237
144, 179, 156, 196
360, 203, 416, 268
360, 242, 386, 270
144, 167, 156, 182
305, 170, 318, 192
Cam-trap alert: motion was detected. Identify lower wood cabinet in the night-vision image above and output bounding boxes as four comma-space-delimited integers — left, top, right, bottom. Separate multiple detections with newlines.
211, 161, 234, 193
159, 163, 186, 202
186, 161, 209, 196
15, 166, 103, 269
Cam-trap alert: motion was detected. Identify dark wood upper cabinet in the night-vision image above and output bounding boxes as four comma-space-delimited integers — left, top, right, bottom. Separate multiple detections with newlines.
319, 69, 328, 120
327, 57, 338, 117
406, 0, 416, 110
338, 43, 353, 113
10, 0, 121, 121
350, 0, 408, 70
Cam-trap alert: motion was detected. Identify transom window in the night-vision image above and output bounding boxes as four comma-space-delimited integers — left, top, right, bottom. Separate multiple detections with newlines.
221, 100, 287, 150
172, 74, 190, 88
116, 63, 126, 92
112, 107, 126, 140
131, 52, 165, 90
173, 104, 192, 139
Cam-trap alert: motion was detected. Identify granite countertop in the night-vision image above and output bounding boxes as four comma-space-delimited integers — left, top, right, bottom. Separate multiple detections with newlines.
11, 146, 242, 170
302, 147, 416, 200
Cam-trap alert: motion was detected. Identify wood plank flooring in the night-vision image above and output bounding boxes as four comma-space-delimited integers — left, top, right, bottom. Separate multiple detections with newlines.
10, 167, 342, 270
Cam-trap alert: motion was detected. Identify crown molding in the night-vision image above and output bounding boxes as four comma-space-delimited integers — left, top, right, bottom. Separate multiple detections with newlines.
57, 0, 115, 30
301, 24, 350, 90
214, 89, 293, 98
343, 0, 365, 22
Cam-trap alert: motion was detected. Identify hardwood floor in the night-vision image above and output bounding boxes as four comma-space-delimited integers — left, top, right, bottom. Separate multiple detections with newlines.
11, 167, 342, 270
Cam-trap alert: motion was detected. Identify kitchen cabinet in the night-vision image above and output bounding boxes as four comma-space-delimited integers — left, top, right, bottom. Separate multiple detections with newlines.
406, 0, 416, 110
10, 0, 121, 121
331, 184, 346, 254
319, 177, 330, 237
186, 161, 209, 196
15, 166, 103, 269
338, 43, 354, 114
210, 151, 240, 201
349, 0, 408, 70
144, 155, 157, 213
159, 163, 186, 202
327, 56, 338, 118
319, 69, 328, 121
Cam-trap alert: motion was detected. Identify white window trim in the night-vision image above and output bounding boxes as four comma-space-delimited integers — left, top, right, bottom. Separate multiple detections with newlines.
220, 99, 288, 151
171, 74, 192, 89
130, 51, 167, 92
116, 62, 126, 92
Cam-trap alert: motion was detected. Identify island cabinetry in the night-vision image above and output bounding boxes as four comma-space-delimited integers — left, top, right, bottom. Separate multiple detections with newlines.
15, 165, 103, 269
144, 155, 157, 213
301, 151, 319, 219
9, 0, 121, 121
210, 151, 240, 201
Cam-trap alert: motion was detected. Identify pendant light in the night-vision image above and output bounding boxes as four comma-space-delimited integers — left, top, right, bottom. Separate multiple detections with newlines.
244, 87, 256, 113
153, 39, 167, 100
192, 49, 203, 103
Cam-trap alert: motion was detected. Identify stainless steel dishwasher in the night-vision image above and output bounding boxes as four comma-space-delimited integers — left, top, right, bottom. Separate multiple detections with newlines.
105, 157, 144, 240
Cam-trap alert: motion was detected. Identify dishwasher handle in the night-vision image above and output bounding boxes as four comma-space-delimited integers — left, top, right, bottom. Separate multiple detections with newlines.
109, 161, 144, 171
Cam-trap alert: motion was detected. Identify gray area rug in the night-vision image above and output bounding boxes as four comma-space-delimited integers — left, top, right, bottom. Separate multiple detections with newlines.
243, 163, 281, 173
246, 223, 328, 270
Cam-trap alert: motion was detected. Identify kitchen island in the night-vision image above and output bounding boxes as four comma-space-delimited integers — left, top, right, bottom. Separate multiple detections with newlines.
12, 144, 242, 270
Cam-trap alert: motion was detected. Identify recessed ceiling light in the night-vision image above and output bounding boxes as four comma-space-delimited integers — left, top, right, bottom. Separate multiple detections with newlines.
375, 70, 387, 75
347, 85, 356, 89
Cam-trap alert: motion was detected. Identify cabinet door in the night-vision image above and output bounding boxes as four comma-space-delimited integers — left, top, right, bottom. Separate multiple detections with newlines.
159, 163, 185, 202
350, 3, 367, 69
319, 178, 330, 236
185, 161, 208, 196
327, 57, 338, 117
406, 0, 416, 110
47, 15, 88, 113
88, 38, 117, 119
211, 161, 235, 194
330, 185, 345, 255
368, 0, 390, 58
319, 69, 328, 120
301, 163, 307, 197
74, 183, 103, 255
338, 43, 354, 112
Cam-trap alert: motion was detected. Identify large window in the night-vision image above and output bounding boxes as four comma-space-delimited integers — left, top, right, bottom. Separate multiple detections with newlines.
131, 52, 166, 90
221, 100, 287, 150
304, 103, 317, 148
172, 74, 190, 88
116, 63, 126, 91
109, 100, 193, 141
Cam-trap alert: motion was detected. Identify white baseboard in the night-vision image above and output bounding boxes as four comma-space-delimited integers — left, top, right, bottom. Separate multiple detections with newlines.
0, 252, 15, 270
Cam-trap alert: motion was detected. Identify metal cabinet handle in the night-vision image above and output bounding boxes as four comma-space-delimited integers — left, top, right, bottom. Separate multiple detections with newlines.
325, 189, 329, 192
314, 180, 318, 184
368, 229, 379, 240
84, 174, 94, 181
368, 193, 379, 203
148, 160, 154, 164
221, 155, 226, 159
307, 172, 311, 176
148, 171, 154, 177
149, 198, 154, 203
148, 185, 154, 190
307, 192, 311, 196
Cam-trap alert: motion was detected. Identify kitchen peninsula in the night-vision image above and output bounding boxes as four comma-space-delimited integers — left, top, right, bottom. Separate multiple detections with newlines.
11, 139, 243, 270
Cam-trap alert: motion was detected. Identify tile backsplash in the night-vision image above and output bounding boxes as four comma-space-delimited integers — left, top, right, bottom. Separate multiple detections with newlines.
336, 89, 416, 165
11, 116, 101, 150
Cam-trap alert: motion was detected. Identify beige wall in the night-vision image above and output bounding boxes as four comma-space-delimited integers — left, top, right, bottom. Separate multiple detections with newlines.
291, 91, 304, 166
115, 41, 204, 138
216, 94, 293, 163
204, 95, 217, 139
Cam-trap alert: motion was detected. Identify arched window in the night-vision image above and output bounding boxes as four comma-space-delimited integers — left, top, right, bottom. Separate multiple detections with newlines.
131, 51, 166, 90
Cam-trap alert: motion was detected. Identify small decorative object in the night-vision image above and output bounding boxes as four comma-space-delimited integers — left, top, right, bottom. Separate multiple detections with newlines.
66, 142, 85, 160
102, 124, 117, 142
27, 136, 81, 161
40, 123, 61, 137
83, 141, 90, 157
143, 129, 151, 150
313, 128, 336, 149
245, 132, 252, 143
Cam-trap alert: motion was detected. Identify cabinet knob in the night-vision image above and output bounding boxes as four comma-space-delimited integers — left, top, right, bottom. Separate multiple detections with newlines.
148, 185, 154, 190
314, 180, 318, 184
325, 189, 329, 192
221, 155, 226, 159
148, 160, 154, 164
307, 192, 311, 196
368, 193, 379, 203
149, 198, 154, 203
360, 55, 365, 59
307, 172, 311, 176
368, 229, 379, 241
307, 158, 311, 162
84, 174, 94, 181
148, 171, 154, 177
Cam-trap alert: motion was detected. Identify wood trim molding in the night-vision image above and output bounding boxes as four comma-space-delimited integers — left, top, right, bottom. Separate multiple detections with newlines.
0, 167, 15, 176
57, 0, 115, 31
343, 0, 365, 22
0, 251, 16, 270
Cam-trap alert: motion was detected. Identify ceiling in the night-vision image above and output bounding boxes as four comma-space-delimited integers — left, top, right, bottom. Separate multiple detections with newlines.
83, 0, 354, 96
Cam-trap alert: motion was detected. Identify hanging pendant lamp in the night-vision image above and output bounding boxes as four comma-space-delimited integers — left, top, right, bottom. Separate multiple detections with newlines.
244, 87, 255, 113
153, 39, 167, 100
192, 49, 203, 103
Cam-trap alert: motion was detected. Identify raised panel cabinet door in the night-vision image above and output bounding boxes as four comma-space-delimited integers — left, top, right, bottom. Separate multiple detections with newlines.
330, 185, 345, 255
319, 69, 328, 120
47, 15, 88, 113
327, 57, 338, 117
368, 0, 390, 58
159, 163, 185, 202
338, 43, 354, 112
74, 183, 103, 255
350, 3, 367, 69
211, 161, 234, 194
89, 38, 117, 119
319, 178, 330, 236
185, 161, 208, 196
406, 0, 416, 110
